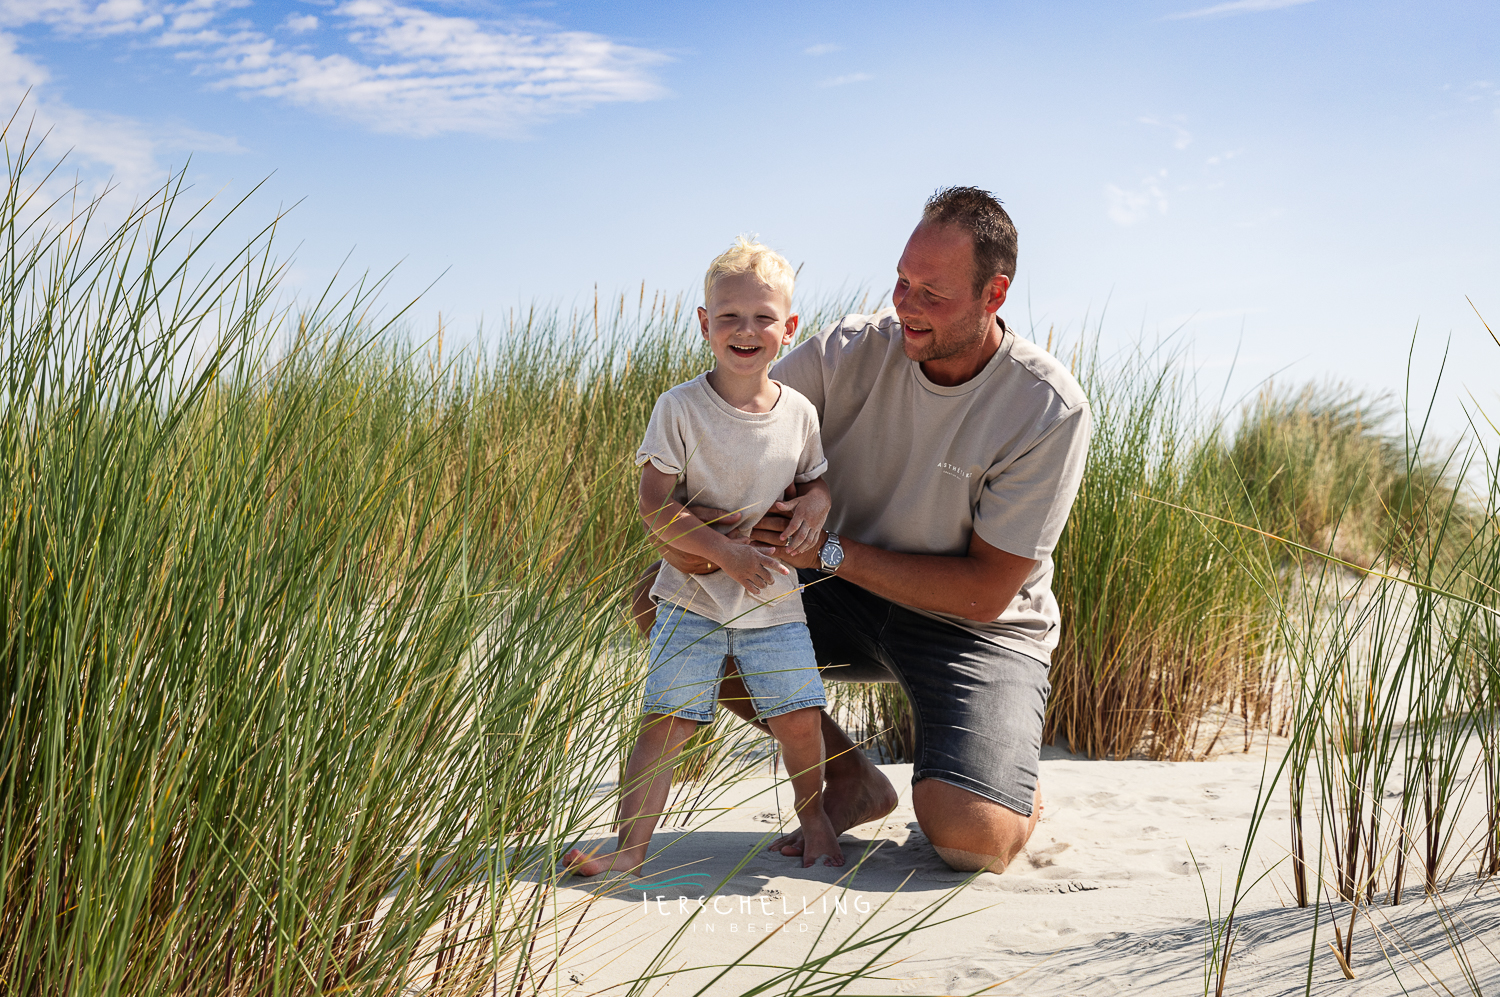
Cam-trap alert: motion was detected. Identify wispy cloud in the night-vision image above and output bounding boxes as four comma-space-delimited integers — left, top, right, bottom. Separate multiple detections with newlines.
0, 0, 167, 35
0, 26, 239, 194
1106, 170, 1169, 225
8, 0, 671, 138
1139, 115, 1192, 150
819, 72, 871, 88
803, 42, 840, 56
1166, 0, 1316, 20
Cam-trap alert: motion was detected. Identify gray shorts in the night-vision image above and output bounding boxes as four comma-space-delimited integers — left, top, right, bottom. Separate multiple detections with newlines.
799, 571, 1050, 817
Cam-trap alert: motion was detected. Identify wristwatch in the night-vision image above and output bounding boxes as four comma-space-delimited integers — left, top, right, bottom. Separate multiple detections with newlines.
817, 532, 845, 574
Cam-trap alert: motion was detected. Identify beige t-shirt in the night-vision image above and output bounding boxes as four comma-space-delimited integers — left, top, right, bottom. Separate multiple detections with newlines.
636, 373, 828, 628
772, 308, 1090, 662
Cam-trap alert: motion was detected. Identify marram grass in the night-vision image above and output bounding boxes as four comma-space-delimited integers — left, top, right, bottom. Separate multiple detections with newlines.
0, 135, 973, 995
5, 118, 1496, 996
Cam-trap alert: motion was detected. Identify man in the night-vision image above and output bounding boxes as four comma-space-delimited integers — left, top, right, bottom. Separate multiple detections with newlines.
647, 187, 1090, 873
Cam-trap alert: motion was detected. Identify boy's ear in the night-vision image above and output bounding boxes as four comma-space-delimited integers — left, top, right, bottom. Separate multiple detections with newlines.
697, 305, 709, 340
782, 314, 799, 345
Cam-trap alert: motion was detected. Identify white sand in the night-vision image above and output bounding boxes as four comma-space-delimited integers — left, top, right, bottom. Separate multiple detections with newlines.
549, 742, 1500, 996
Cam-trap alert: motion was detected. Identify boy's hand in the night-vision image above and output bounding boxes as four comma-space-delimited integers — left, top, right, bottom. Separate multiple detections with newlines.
771, 479, 831, 557
719, 537, 792, 595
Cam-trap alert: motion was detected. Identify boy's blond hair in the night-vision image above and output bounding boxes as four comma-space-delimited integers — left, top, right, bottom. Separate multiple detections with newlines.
703, 236, 795, 307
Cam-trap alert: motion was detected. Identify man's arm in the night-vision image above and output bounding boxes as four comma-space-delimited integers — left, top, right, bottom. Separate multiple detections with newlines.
765, 521, 1034, 623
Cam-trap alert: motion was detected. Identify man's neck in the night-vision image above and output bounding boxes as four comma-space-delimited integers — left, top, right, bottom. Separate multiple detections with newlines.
920, 316, 1006, 388
706, 368, 780, 413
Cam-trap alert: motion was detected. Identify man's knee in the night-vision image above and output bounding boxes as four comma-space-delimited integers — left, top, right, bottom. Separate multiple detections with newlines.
912, 778, 1036, 874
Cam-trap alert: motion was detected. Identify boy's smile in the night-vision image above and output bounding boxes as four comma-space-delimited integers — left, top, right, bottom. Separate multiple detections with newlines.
697, 272, 800, 390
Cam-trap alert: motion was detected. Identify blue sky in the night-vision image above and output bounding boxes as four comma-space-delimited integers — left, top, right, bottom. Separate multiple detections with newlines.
4, 0, 1498, 440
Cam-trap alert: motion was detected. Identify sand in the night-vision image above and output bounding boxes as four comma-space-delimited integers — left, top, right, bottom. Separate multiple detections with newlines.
545, 739, 1500, 996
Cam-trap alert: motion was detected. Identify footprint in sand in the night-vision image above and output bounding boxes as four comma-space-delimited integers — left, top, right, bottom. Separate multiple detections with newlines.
1025, 840, 1071, 869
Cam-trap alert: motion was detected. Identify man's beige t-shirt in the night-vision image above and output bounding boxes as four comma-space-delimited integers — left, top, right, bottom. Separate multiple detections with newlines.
636, 373, 828, 628
772, 308, 1090, 662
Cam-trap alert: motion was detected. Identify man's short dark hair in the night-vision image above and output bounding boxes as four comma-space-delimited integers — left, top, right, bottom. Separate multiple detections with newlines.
921, 186, 1018, 295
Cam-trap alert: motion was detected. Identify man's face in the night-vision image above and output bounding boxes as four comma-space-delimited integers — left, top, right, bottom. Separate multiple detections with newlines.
697, 272, 798, 377
892, 222, 1006, 366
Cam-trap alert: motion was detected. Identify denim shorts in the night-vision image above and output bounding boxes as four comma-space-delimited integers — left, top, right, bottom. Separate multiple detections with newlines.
645, 604, 827, 724
799, 571, 1050, 817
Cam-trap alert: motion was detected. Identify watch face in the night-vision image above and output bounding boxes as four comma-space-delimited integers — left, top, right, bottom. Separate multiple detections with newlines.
820, 541, 844, 569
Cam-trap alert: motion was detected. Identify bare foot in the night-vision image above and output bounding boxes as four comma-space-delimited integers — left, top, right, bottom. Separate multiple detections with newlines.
561, 847, 641, 878
798, 807, 846, 868
771, 757, 898, 857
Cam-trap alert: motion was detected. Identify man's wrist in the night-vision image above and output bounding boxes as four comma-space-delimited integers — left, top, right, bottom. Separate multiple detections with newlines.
816, 530, 845, 574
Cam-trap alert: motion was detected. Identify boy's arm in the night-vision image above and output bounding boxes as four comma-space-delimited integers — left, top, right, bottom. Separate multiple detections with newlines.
640, 465, 788, 595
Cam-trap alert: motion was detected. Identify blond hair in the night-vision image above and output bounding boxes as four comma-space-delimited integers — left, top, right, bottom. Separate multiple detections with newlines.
703, 236, 795, 307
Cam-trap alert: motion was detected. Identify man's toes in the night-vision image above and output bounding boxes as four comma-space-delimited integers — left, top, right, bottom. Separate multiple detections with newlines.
779, 841, 805, 856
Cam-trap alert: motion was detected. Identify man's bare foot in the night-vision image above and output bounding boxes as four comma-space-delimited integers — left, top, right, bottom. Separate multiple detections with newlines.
770, 757, 898, 857
561, 846, 641, 878
798, 807, 846, 868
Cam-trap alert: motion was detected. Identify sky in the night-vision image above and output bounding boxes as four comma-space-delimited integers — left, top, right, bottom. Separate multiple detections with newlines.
3, 0, 1498, 442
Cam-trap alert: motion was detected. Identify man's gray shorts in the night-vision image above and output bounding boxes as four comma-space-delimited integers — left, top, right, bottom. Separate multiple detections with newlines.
798, 570, 1049, 817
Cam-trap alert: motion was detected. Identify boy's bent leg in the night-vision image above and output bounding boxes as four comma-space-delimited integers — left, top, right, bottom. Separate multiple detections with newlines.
763, 707, 843, 867
631, 564, 659, 636
912, 779, 1044, 873
563, 712, 698, 876
768, 711, 898, 857
763, 574, 903, 857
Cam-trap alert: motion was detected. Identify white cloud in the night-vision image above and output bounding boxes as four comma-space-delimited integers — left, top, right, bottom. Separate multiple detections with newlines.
819, 72, 872, 88
803, 42, 840, 56
1166, 0, 1316, 20
0, 0, 166, 34
0, 29, 180, 191
1139, 115, 1192, 150
1106, 170, 1169, 225
8, 0, 670, 138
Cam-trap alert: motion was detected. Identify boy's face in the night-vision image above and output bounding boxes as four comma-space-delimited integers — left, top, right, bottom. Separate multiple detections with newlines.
697, 273, 799, 378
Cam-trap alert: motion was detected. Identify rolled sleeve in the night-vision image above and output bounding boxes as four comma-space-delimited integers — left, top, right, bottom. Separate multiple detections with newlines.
972, 402, 1091, 560
635, 394, 686, 476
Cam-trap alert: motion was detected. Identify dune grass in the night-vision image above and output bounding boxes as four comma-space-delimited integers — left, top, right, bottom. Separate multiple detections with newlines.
4, 118, 1496, 994
0, 136, 943, 994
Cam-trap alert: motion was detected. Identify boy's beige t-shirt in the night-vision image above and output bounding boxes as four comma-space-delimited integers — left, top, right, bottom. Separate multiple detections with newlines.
772, 308, 1090, 663
636, 373, 828, 628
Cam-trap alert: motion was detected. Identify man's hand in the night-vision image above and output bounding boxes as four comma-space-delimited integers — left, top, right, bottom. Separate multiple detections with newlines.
772, 478, 830, 557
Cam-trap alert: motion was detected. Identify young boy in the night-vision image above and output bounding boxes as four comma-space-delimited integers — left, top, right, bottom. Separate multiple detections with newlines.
563, 237, 843, 874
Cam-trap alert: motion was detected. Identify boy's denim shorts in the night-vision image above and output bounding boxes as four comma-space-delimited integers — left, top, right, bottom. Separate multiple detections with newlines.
645, 604, 827, 724
798, 571, 1050, 818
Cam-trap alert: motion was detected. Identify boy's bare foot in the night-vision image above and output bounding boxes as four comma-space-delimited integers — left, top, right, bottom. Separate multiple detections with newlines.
771, 758, 897, 857
798, 807, 845, 868
561, 847, 642, 878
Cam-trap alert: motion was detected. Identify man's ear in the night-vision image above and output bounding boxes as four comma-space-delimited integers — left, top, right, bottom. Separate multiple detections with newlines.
782, 314, 799, 345
697, 305, 710, 340
984, 274, 1011, 316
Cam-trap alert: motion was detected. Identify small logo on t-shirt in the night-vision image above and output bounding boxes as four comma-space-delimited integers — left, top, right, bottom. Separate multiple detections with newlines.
937, 461, 972, 481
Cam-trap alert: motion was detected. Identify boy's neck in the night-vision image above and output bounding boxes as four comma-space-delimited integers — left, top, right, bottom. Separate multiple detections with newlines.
705, 367, 780, 413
